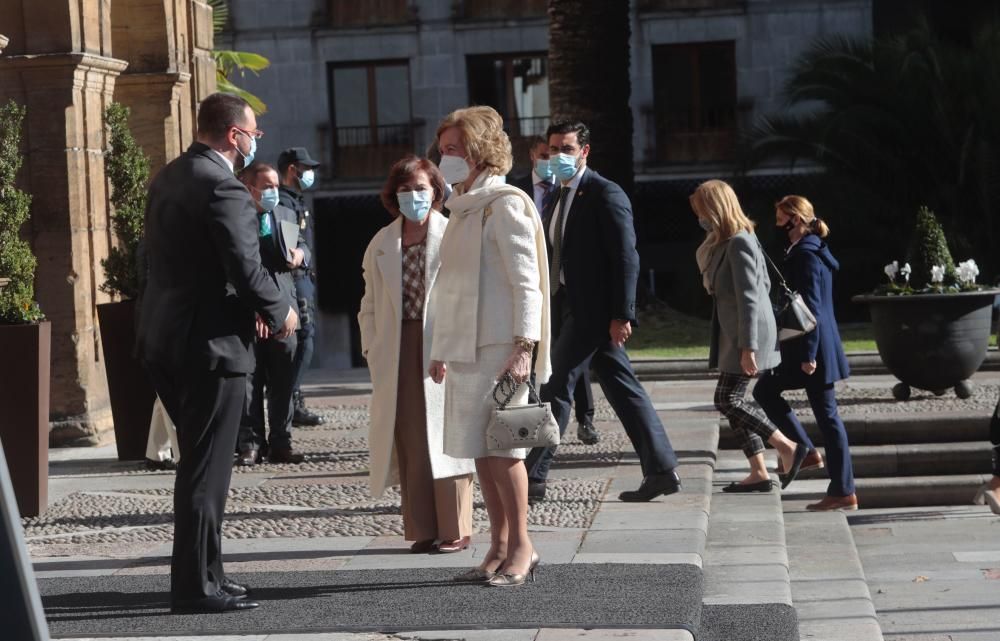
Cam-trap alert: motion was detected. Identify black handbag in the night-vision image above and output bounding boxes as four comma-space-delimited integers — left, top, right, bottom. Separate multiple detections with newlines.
761, 247, 818, 342
485, 374, 560, 451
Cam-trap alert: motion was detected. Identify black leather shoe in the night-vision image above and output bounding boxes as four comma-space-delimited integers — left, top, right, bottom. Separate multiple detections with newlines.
528, 481, 547, 505
171, 591, 259, 613
619, 472, 682, 502
220, 577, 249, 598
576, 420, 600, 445
779, 443, 809, 490
292, 393, 325, 427
236, 447, 259, 467
268, 447, 304, 464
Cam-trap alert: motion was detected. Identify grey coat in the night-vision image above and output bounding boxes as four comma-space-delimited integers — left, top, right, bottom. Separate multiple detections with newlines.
708, 230, 781, 374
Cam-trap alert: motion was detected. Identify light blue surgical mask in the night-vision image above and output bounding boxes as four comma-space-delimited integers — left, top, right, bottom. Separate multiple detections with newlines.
397, 189, 432, 223
236, 130, 256, 169
534, 158, 554, 181
698, 217, 714, 232
258, 187, 280, 212
298, 169, 315, 190
551, 153, 579, 182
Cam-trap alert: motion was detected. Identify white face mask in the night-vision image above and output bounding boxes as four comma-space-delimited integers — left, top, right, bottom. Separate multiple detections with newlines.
438, 154, 471, 185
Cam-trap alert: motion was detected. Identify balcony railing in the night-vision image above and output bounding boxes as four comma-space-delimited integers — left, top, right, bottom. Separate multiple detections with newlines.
642, 109, 736, 166
329, 0, 412, 28
333, 122, 421, 180
457, 0, 548, 20
637, 0, 746, 12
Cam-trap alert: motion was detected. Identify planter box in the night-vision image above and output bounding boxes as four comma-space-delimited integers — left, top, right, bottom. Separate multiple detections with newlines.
0, 321, 50, 517
97, 300, 156, 461
853, 290, 1000, 399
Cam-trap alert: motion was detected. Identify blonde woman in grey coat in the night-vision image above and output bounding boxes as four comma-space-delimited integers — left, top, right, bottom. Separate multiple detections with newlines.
691, 180, 808, 492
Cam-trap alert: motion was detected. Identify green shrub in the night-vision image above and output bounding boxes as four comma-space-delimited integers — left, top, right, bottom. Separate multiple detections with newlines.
100, 103, 149, 299
906, 206, 956, 289
0, 100, 43, 324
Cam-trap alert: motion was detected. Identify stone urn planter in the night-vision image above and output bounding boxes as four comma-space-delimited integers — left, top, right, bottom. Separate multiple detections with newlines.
853, 290, 1000, 399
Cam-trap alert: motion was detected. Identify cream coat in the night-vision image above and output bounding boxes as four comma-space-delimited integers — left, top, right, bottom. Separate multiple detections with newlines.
358, 211, 475, 498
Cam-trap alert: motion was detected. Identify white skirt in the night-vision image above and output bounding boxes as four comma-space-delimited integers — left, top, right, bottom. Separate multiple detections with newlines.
443, 343, 529, 460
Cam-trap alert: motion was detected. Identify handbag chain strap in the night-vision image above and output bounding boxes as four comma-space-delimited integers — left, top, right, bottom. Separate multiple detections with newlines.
492, 372, 541, 410
756, 237, 793, 296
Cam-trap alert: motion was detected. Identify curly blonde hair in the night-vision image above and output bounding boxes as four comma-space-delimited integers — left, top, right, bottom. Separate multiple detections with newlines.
435, 106, 512, 176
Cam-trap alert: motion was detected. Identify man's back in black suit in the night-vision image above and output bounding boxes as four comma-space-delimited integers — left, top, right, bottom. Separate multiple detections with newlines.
137, 93, 294, 613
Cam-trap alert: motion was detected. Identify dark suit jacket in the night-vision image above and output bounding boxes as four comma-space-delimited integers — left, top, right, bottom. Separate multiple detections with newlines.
136, 142, 288, 374
544, 167, 639, 338
259, 203, 310, 309
510, 173, 533, 197
278, 184, 315, 278
778, 233, 850, 384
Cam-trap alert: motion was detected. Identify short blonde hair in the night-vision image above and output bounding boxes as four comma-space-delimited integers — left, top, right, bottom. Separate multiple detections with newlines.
690, 180, 755, 245
435, 106, 512, 176
776, 194, 830, 238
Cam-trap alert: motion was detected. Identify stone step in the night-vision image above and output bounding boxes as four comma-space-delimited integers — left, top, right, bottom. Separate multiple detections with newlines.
719, 411, 989, 448
697, 449, 798, 641
781, 475, 993, 509
793, 441, 993, 479
783, 508, 885, 641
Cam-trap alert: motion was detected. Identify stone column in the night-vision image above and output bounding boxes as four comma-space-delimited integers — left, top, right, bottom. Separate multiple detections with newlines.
0, 1, 128, 444
188, 0, 218, 126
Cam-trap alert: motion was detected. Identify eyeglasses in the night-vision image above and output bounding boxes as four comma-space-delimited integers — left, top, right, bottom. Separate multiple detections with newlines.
232, 126, 264, 140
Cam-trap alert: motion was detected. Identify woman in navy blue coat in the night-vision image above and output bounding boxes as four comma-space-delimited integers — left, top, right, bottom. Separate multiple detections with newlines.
753, 195, 857, 510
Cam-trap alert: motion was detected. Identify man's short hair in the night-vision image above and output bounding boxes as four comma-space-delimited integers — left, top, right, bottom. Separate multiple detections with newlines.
198, 93, 251, 140
238, 163, 277, 188
528, 135, 547, 149
545, 121, 590, 148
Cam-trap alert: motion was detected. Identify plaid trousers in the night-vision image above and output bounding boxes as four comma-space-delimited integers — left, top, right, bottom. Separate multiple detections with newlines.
715, 371, 778, 458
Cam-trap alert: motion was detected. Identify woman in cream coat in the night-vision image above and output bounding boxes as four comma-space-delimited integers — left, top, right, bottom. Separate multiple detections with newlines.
429, 106, 551, 587
359, 156, 475, 553
691, 179, 807, 492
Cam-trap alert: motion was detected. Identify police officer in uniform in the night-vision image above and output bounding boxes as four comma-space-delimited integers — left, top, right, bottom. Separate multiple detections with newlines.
277, 147, 325, 426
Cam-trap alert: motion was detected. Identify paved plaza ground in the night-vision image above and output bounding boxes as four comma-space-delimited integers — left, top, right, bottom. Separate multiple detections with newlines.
20, 362, 1000, 640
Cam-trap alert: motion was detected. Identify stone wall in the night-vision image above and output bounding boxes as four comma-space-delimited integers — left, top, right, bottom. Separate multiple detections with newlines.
0, 0, 214, 446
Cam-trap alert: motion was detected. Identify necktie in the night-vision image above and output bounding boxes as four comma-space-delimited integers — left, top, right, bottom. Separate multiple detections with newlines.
539, 181, 556, 215
549, 186, 571, 294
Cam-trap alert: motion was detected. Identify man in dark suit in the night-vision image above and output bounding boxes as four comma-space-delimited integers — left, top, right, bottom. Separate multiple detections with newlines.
277, 147, 325, 427
525, 121, 681, 503
136, 92, 297, 613
511, 136, 599, 452
236, 164, 311, 466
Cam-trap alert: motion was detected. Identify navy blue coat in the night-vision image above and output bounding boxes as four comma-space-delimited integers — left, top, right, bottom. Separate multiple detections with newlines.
778, 233, 850, 384
542, 167, 639, 339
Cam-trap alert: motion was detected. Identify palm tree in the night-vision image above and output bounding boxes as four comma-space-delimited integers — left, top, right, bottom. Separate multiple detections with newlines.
746, 20, 1000, 275
547, 0, 634, 194
206, 0, 270, 114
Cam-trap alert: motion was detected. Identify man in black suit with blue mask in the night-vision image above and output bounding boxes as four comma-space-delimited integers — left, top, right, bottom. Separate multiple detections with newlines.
525, 121, 680, 503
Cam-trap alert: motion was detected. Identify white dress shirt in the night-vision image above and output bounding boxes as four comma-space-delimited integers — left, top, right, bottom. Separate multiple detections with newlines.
548, 163, 587, 285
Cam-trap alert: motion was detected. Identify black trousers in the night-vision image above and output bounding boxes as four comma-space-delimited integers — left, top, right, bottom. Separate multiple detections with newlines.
146, 362, 245, 603
291, 273, 316, 394
526, 292, 679, 482
239, 334, 297, 452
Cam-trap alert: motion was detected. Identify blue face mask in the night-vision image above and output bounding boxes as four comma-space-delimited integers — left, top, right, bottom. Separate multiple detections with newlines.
298, 169, 315, 190
258, 187, 280, 212
534, 157, 554, 181
397, 190, 432, 222
551, 153, 579, 182
698, 217, 714, 232
236, 130, 256, 169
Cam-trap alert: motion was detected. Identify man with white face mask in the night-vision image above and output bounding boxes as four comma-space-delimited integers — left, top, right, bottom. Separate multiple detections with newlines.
524, 120, 681, 504
278, 147, 325, 427
237, 164, 309, 466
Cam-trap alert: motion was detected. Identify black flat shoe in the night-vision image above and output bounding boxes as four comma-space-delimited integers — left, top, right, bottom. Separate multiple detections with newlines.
171, 591, 259, 614
779, 443, 809, 489
220, 577, 248, 598
722, 480, 774, 493
619, 471, 682, 502
528, 481, 547, 505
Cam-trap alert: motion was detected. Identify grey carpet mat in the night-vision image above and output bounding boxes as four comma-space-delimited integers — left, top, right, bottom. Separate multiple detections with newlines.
40, 564, 701, 637
698, 603, 799, 641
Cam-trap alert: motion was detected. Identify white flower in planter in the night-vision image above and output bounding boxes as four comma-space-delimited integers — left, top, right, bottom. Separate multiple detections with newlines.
957, 259, 980, 285
900, 262, 912, 283
930, 265, 946, 284
884, 260, 899, 280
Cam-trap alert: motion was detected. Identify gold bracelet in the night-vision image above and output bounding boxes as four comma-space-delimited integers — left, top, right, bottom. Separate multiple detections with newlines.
513, 336, 536, 353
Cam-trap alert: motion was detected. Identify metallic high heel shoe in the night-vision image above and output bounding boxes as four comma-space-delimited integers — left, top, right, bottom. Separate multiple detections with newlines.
453, 566, 497, 582
488, 551, 540, 587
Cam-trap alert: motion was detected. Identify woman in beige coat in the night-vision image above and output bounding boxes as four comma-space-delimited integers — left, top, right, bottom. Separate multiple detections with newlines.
429, 106, 551, 587
359, 156, 475, 553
